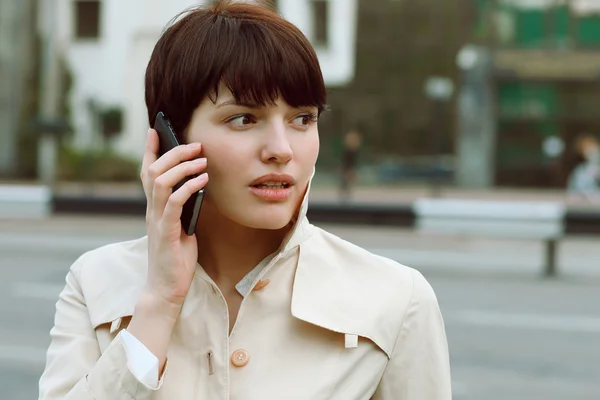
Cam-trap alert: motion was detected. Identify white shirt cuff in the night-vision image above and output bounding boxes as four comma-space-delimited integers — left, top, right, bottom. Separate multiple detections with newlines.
120, 329, 165, 390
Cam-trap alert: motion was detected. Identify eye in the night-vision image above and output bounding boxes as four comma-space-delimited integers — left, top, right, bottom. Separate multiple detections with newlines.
292, 112, 318, 127
226, 114, 257, 128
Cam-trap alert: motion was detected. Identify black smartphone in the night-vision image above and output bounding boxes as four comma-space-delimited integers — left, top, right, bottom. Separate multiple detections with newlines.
154, 111, 205, 236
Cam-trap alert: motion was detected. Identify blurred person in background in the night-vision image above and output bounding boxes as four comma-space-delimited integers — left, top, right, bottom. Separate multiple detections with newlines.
339, 126, 363, 201
567, 133, 600, 201
38, 1, 451, 399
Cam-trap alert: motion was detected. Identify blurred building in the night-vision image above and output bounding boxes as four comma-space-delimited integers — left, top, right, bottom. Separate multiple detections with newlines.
10, 0, 600, 190
314, 0, 600, 190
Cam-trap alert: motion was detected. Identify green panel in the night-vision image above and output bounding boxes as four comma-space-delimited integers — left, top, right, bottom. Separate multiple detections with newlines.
515, 10, 545, 47
498, 82, 558, 119
475, 1, 600, 49
578, 16, 600, 46
553, 5, 569, 43
538, 121, 558, 138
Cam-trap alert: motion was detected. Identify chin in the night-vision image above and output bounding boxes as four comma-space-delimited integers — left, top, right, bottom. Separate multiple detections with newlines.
233, 205, 296, 230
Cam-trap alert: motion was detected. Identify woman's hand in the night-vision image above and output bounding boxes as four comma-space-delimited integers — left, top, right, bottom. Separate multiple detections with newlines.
140, 128, 208, 307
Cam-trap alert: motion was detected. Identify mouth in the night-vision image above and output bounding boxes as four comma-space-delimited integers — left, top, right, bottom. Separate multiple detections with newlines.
249, 174, 295, 201
249, 173, 296, 188
251, 182, 291, 189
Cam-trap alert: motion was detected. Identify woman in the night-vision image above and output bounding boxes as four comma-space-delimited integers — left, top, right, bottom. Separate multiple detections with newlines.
39, 1, 451, 399
340, 128, 362, 200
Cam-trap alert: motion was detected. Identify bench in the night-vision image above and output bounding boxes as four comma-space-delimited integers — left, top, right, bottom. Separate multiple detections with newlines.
0, 185, 52, 219
413, 198, 566, 277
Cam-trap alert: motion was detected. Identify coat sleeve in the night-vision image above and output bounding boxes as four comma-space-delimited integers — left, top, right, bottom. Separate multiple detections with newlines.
372, 269, 452, 400
38, 257, 157, 400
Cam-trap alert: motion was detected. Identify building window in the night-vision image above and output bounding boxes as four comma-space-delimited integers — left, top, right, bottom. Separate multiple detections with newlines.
311, 0, 329, 47
74, 0, 101, 39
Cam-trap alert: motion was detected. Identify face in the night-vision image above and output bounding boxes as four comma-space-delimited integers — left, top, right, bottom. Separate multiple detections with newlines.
186, 85, 320, 230
582, 140, 600, 161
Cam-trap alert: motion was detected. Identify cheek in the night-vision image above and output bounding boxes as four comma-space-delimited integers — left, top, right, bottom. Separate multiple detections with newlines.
297, 132, 320, 165
201, 140, 251, 181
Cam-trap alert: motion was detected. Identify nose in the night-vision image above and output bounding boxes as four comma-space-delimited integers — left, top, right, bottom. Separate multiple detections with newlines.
260, 121, 293, 164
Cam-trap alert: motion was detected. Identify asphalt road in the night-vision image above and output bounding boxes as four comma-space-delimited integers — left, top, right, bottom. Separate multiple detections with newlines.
1, 216, 599, 399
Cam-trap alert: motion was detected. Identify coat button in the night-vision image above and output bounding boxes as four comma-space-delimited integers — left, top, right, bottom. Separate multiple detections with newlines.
231, 349, 250, 367
253, 279, 270, 291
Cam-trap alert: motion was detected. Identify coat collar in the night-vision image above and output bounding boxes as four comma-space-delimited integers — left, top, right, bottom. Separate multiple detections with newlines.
279, 166, 315, 252
288, 169, 406, 359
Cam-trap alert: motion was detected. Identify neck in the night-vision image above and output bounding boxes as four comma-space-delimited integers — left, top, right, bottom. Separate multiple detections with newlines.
194, 201, 291, 290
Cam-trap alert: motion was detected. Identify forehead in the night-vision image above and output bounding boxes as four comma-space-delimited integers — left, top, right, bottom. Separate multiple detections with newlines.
208, 82, 298, 109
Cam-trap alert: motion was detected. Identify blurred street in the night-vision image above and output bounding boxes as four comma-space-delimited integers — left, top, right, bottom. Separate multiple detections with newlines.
1, 216, 599, 399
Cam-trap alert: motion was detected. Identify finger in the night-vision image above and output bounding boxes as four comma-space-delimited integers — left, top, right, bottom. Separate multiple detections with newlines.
152, 158, 207, 219
141, 129, 159, 176
146, 143, 202, 199
150, 142, 203, 180
161, 173, 209, 231
141, 129, 160, 200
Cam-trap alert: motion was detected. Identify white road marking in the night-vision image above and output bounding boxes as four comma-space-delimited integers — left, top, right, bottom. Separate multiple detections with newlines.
451, 310, 600, 333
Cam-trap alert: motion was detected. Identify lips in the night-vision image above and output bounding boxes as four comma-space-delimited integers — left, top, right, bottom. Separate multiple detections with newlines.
249, 173, 295, 201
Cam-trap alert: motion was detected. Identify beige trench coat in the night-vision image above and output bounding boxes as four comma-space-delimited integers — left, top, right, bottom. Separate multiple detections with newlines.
39, 186, 451, 400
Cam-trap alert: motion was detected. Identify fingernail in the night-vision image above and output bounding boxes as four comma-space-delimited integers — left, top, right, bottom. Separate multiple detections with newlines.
194, 158, 207, 164
189, 142, 202, 148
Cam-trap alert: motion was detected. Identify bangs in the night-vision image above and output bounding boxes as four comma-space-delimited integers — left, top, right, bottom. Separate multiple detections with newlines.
209, 19, 327, 113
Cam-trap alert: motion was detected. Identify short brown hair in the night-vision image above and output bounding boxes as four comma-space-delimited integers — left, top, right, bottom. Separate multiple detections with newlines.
145, 0, 327, 142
